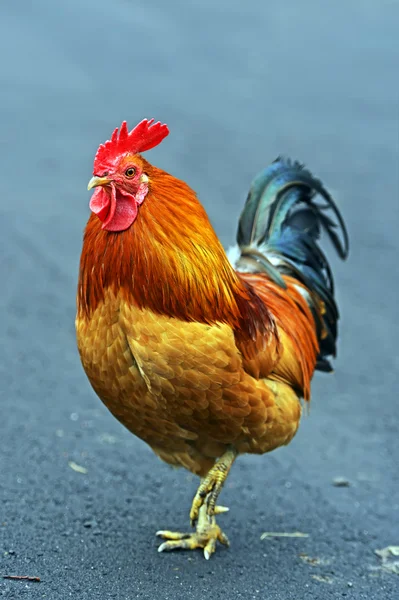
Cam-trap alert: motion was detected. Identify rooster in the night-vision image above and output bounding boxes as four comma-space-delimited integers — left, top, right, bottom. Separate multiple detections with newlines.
76, 119, 349, 559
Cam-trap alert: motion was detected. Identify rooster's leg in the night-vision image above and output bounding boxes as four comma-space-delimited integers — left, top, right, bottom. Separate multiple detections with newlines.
190, 447, 237, 524
156, 448, 237, 559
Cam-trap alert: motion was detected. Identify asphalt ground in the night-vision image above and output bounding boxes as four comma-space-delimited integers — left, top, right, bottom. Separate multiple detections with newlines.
1, 1, 398, 598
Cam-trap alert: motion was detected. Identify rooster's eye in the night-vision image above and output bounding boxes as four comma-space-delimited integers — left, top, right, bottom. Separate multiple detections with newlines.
125, 167, 136, 178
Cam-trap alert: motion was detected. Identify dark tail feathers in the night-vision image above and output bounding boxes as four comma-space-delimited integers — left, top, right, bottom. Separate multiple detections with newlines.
235, 157, 349, 372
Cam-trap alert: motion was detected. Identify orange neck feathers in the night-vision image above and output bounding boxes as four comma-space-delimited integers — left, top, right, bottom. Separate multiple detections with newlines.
78, 163, 274, 352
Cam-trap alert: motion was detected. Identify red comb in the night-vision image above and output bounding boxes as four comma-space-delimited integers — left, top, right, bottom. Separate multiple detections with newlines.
94, 119, 169, 172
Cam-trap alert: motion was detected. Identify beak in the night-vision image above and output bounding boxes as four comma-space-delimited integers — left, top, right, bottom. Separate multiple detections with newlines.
87, 176, 112, 191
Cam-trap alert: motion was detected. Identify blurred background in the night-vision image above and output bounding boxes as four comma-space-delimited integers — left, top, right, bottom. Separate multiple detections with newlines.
0, 1, 398, 598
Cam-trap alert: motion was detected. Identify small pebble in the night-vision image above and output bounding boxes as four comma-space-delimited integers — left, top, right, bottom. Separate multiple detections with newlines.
332, 477, 350, 487
83, 519, 97, 528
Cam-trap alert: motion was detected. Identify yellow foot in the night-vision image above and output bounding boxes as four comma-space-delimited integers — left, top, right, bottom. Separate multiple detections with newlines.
190, 448, 237, 525
156, 504, 230, 559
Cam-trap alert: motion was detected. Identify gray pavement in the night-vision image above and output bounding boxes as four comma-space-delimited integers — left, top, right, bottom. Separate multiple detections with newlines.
0, 1, 398, 598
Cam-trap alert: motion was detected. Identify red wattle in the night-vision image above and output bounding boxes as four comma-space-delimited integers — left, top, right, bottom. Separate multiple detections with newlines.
89, 184, 139, 232
89, 187, 112, 221
104, 187, 138, 232
102, 185, 117, 228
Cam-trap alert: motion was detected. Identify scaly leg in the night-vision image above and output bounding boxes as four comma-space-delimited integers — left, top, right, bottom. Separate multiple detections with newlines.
156, 448, 237, 559
190, 447, 237, 525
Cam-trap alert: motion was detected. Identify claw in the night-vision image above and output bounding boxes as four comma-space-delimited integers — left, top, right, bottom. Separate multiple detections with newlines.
214, 505, 229, 515
217, 529, 230, 546
156, 530, 190, 540
204, 537, 216, 560
158, 539, 194, 553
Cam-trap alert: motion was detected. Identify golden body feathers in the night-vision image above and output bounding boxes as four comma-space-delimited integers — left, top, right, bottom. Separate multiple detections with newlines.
76, 289, 305, 476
